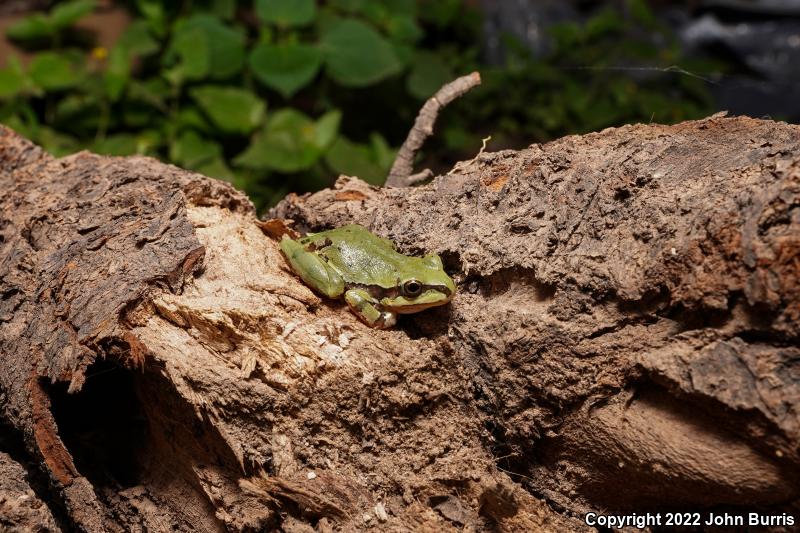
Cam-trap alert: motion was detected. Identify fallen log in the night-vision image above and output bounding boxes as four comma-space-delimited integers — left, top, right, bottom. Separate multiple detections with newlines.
0, 115, 797, 531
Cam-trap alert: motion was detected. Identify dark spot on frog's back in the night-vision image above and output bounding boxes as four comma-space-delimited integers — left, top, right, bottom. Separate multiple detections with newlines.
303, 237, 333, 252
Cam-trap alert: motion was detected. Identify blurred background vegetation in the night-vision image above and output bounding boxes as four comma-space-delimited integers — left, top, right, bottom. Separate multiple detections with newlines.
0, 0, 733, 210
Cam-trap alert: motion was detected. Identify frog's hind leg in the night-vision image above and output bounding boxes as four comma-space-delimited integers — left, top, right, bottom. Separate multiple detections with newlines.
280, 236, 344, 298
345, 289, 397, 329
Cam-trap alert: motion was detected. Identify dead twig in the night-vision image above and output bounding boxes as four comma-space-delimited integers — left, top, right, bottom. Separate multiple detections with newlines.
385, 71, 481, 187
447, 135, 491, 175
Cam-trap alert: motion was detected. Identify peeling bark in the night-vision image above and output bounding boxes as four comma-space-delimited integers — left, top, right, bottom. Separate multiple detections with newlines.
1, 116, 798, 531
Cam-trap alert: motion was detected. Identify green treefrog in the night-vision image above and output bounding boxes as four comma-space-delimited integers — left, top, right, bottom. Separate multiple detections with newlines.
280, 224, 455, 328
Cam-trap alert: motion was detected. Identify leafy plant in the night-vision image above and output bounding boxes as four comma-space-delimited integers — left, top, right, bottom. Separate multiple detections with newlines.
0, 0, 718, 211
6, 0, 96, 46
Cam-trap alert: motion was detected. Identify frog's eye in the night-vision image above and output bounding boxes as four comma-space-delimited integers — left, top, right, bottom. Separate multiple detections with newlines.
402, 280, 423, 297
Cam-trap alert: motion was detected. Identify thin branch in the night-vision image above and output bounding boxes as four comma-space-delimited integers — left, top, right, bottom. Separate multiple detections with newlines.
447, 135, 491, 176
385, 71, 481, 187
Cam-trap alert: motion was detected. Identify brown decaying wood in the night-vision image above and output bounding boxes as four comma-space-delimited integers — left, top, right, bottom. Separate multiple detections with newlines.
386, 71, 481, 187
0, 115, 798, 531
0, 452, 60, 532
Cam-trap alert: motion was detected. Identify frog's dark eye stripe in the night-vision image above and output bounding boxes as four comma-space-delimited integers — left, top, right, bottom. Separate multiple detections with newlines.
402, 280, 423, 297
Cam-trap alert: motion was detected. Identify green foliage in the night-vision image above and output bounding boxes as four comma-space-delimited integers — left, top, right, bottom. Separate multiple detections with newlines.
233, 107, 340, 177
0, 57, 28, 98
7, 0, 96, 44
255, 0, 316, 27
29, 52, 81, 90
319, 19, 403, 87
249, 43, 322, 97
0, 0, 718, 211
325, 133, 394, 185
165, 15, 246, 81
407, 51, 453, 100
190, 86, 265, 134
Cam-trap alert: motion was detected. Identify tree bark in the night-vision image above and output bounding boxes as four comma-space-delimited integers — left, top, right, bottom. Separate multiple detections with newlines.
1, 115, 798, 531
0, 451, 60, 532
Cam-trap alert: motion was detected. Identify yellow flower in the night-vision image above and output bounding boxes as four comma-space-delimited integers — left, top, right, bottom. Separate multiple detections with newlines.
91, 47, 108, 60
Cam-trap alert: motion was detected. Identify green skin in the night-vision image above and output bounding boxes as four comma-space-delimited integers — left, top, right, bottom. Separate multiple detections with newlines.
280, 224, 456, 328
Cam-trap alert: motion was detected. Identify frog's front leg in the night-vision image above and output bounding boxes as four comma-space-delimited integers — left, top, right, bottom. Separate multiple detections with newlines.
344, 289, 397, 329
280, 236, 344, 298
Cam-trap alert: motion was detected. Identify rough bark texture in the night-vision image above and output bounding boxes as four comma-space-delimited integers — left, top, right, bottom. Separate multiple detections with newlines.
0, 452, 60, 532
0, 115, 798, 532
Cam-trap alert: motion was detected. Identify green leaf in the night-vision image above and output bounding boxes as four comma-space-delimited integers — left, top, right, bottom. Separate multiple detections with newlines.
249, 42, 322, 98
121, 106, 160, 129
257, 26, 274, 44
176, 107, 212, 133
328, 0, 366, 12
1, 114, 36, 140
320, 19, 402, 87
442, 124, 475, 151
419, 0, 460, 27
6, 14, 53, 42
55, 92, 100, 120
135, 0, 167, 35
105, 45, 131, 100
234, 108, 322, 172
359, 1, 389, 24
169, 130, 221, 167
324, 135, 386, 184
255, 0, 316, 26
195, 16, 246, 79
118, 20, 160, 57
36, 126, 79, 157
369, 132, 395, 171
626, 0, 656, 27
585, 9, 623, 38
391, 41, 414, 66
381, 0, 416, 16
1, 99, 37, 124
167, 15, 245, 81
190, 85, 266, 134
205, 0, 237, 20
166, 26, 209, 81
29, 53, 80, 90
406, 52, 452, 99
133, 129, 163, 155
93, 134, 139, 156
313, 109, 341, 149
0, 57, 26, 99
106, 22, 159, 100
51, 0, 96, 29
386, 14, 423, 43
549, 22, 582, 49
196, 156, 235, 181
127, 78, 169, 110
358, 0, 413, 26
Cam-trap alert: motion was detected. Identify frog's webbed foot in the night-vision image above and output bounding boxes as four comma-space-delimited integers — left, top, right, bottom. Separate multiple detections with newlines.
345, 289, 397, 329
280, 236, 344, 298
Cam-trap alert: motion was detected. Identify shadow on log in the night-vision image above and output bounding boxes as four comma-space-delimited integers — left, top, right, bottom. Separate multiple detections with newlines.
0, 116, 798, 531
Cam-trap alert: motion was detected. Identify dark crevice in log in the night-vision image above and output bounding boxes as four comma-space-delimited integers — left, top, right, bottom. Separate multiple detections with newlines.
47, 359, 146, 491
132, 366, 245, 530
